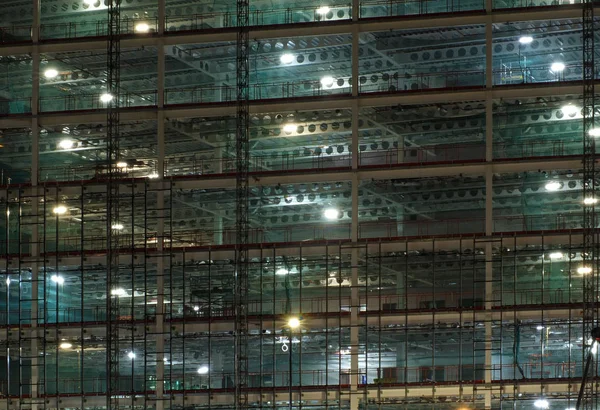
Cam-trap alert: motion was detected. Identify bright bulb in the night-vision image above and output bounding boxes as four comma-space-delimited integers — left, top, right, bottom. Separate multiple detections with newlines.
116, 162, 128, 168
316, 6, 331, 14
58, 139, 74, 150
128, 352, 136, 359
44, 69, 59, 79
578, 266, 592, 275
112, 223, 124, 230
59, 342, 73, 349
320, 76, 334, 87
536, 325, 544, 330
53, 205, 67, 215
584, 197, 598, 205
551, 62, 566, 72
100, 93, 114, 103
561, 104, 579, 116
589, 128, 600, 137
197, 365, 209, 374
276, 268, 289, 275
324, 208, 339, 220
519, 36, 533, 44
280, 53, 294, 64
549, 251, 564, 260
288, 317, 301, 329
534, 399, 549, 409
193, 305, 200, 311
147, 172, 159, 179
50, 275, 64, 285
283, 124, 296, 133
111, 288, 126, 296
545, 181, 561, 191
134, 22, 150, 33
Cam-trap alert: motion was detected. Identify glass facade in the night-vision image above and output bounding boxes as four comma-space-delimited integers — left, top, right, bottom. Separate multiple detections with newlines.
0, 1, 595, 410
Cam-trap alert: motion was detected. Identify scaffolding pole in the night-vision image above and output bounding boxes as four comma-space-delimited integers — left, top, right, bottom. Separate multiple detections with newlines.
580, 0, 597, 407
235, 0, 250, 408
106, 0, 121, 408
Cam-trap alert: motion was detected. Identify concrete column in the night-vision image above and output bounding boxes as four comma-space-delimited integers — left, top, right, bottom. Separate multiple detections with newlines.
214, 146, 223, 174
31, 52, 40, 186
158, 0, 165, 35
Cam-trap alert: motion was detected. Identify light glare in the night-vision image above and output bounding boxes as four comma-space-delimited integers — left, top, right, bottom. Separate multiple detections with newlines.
545, 181, 561, 191
324, 208, 339, 220
116, 162, 128, 168
51, 275, 65, 285
53, 205, 67, 215
589, 128, 600, 137
84, 0, 95, 4
197, 365, 209, 374
100, 93, 114, 103
288, 317, 301, 329
134, 22, 150, 33
44, 68, 59, 79
549, 251, 563, 260
283, 124, 296, 133
112, 223, 124, 230
111, 288, 126, 296
276, 268, 289, 275
316, 6, 331, 14
561, 104, 579, 116
128, 352, 136, 359
534, 399, 549, 409
551, 62, 566, 72
578, 266, 592, 274
518, 36, 533, 44
280, 53, 294, 64
58, 139, 74, 150
59, 342, 73, 349
320, 76, 334, 87
584, 197, 598, 205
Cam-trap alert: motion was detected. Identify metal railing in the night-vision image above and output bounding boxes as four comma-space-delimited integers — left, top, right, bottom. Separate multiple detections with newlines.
358, 70, 485, 93
359, 0, 484, 18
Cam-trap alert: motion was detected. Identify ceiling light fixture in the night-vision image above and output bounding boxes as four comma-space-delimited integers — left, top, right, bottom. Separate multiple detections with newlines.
116, 161, 128, 168
50, 275, 65, 285
320, 76, 334, 87
134, 22, 150, 33
518, 36, 533, 44
584, 197, 598, 205
111, 223, 124, 230
316, 6, 331, 14
59, 342, 73, 349
551, 62, 566, 72
197, 365, 209, 374
561, 104, 579, 116
324, 208, 339, 220
276, 268, 289, 275
111, 288, 127, 296
545, 181, 561, 191
288, 317, 301, 329
589, 128, 600, 137
283, 124, 296, 133
578, 266, 592, 275
147, 172, 159, 179
44, 68, 59, 79
549, 251, 564, 260
58, 139, 74, 150
128, 352, 136, 359
53, 205, 67, 215
83, 0, 95, 4
536, 325, 544, 330
100, 93, 114, 103
280, 53, 294, 64
534, 399, 549, 409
